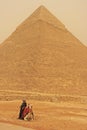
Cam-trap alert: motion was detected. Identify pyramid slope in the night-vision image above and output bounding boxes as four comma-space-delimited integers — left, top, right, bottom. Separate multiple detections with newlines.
0, 6, 87, 96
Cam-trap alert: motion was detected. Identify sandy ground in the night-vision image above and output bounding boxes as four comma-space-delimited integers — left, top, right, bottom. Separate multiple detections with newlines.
0, 122, 33, 130
0, 100, 87, 130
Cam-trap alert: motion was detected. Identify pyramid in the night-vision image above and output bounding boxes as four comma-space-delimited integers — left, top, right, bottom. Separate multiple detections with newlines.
0, 5, 87, 95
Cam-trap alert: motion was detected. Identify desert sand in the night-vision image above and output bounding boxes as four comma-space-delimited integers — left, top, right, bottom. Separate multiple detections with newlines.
0, 99, 87, 130
0, 122, 33, 130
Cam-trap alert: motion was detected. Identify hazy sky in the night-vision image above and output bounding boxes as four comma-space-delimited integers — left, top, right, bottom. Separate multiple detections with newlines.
0, 0, 87, 46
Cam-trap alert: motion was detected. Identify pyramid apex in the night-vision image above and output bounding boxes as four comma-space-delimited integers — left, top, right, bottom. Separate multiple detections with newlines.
33, 5, 48, 14
34, 5, 49, 14
37, 5, 46, 9
18, 5, 65, 30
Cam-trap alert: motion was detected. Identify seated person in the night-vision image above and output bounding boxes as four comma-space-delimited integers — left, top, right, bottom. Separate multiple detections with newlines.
24, 104, 34, 121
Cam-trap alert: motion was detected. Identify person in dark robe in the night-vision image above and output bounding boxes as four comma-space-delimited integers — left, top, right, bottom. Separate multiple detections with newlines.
18, 100, 27, 119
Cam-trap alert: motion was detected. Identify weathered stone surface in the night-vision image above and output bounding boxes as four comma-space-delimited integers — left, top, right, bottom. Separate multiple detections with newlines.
0, 6, 87, 95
